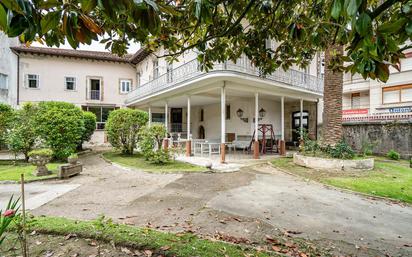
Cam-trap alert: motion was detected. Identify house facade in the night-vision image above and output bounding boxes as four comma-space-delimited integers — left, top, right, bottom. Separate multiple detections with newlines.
127, 48, 324, 161
0, 33, 19, 107
342, 52, 412, 122
10, 46, 137, 145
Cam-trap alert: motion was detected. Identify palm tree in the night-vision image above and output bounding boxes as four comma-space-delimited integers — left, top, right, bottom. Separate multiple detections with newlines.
322, 44, 343, 145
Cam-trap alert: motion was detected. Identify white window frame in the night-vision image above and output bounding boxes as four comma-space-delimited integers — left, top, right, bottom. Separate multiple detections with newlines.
0, 73, 8, 90
119, 79, 132, 94
64, 76, 77, 91
153, 59, 159, 79
25, 74, 40, 89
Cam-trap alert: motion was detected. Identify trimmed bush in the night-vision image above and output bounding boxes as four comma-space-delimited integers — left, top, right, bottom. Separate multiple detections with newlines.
28, 148, 53, 158
106, 108, 148, 155
7, 103, 38, 161
387, 149, 400, 160
35, 102, 85, 160
326, 140, 355, 159
139, 124, 169, 164
79, 111, 97, 149
0, 103, 14, 146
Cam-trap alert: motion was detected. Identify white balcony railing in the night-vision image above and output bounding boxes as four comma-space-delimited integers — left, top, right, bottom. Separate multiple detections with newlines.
127, 57, 324, 103
90, 90, 100, 100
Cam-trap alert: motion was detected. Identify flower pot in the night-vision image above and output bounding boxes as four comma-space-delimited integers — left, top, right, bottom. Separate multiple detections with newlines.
29, 156, 51, 176
68, 157, 78, 165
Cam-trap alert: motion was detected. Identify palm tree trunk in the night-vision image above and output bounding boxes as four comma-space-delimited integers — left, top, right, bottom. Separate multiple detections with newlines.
322, 44, 343, 145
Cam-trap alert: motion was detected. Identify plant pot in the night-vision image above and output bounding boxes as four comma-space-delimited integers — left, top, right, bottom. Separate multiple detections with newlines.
68, 157, 78, 165
29, 156, 51, 176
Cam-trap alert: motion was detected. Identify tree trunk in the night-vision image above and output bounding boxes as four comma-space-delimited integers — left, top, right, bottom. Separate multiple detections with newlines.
322, 44, 343, 146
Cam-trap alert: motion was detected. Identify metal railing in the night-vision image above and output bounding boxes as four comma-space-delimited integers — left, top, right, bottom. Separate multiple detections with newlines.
90, 90, 100, 100
343, 113, 412, 123
127, 56, 324, 103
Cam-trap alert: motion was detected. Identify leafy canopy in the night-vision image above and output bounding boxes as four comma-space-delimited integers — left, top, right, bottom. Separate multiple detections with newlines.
1, 0, 411, 81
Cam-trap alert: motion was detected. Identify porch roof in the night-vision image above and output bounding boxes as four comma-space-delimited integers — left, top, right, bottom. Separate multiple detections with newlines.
126, 58, 323, 107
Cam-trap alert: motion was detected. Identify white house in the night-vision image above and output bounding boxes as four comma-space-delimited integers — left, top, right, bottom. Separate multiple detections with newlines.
126, 48, 324, 162
0, 33, 19, 107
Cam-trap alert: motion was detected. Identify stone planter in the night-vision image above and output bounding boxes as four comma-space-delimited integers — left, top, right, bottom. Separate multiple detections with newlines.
293, 153, 374, 171
29, 156, 51, 176
67, 156, 78, 165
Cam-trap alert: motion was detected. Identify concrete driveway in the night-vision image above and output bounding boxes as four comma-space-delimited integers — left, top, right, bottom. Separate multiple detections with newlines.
24, 154, 412, 256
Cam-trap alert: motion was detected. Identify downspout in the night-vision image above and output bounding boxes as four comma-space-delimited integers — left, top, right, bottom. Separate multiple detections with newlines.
16, 54, 20, 106
315, 98, 319, 140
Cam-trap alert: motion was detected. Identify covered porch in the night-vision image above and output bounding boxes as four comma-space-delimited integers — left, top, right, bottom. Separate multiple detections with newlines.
128, 78, 321, 164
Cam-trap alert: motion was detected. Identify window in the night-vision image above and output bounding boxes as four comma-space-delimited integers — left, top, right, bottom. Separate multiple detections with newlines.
82, 106, 115, 130
89, 78, 101, 100
120, 79, 132, 94
65, 77, 76, 91
26, 74, 39, 88
351, 93, 361, 109
0, 73, 8, 90
152, 113, 165, 123
166, 62, 173, 82
226, 105, 231, 120
153, 59, 159, 79
200, 109, 204, 122
383, 84, 412, 104
136, 72, 141, 87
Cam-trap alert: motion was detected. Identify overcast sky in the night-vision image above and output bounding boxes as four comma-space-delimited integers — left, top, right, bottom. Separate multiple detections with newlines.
32, 40, 141, 54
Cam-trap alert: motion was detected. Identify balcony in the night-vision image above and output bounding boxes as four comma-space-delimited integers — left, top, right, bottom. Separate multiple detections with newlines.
89, 90, 101, 100
126, 57, 324, 104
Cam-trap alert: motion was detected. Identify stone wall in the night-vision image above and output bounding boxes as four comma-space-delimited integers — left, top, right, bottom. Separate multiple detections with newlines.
343, 121, 412, 158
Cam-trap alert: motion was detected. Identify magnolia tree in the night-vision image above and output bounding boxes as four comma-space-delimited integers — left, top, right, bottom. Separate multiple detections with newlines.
1, 0, 411, 144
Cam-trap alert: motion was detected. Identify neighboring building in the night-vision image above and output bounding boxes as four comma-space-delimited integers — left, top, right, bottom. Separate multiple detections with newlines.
0, 33, 19, 107
10, 46, 137, 145
342, 52, 412, 122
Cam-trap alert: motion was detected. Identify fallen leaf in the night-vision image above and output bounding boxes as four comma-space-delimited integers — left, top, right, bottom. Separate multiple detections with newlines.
144, 250, 153, 257
160, 245, 171, 251
65, 233, 77, 240
121, 247, 133, 254
35, 240, 42, 245
299, 253, 308, 257
271, 246, 281, 252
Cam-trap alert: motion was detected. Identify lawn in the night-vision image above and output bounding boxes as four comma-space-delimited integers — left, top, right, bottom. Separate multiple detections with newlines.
0, 160, 63, 182
103, 151, 208, 173
271, 157, 412, 204
2, 216, 280, 257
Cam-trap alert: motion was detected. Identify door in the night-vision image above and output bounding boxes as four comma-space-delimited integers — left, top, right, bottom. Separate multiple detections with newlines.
292, 111, 309, 142
90, 79, 101, 100
170, 108, 183, 132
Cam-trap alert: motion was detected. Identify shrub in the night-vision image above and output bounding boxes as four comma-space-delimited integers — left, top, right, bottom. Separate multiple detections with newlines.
360, 138, 375, 157
387, 149, 400, 160
299, 129, 320, 156
106, 108, 148, 155
326, 140, 355, 159
28, 148, 53, 158
35, 102, 85, 160
0, 103, 14, 146
68, 153, 78, 159
79, 111, 97, 149
138, 124, 169, 164
7, 103, 38, 161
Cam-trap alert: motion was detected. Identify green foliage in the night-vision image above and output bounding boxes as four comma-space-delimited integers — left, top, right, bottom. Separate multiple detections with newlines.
106, 108, 148, 155
138, 124, 170, 164
68, 153, 78, 159
80, 111, 97, 146
28, 148, 53, 158
6, 103, 38, 161
360, 138, 375, 157
326, 140, 356, 159
0, 103, 14, 145
1, 0, 410, 81
299, 130, 320, 156
0, 195, 20, 246
35, 102, 84, 160
387, 149, 400, 160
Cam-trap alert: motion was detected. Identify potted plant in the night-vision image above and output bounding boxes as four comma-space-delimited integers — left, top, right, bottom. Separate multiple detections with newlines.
67, 153, 78, 165
28, 148, 53, 176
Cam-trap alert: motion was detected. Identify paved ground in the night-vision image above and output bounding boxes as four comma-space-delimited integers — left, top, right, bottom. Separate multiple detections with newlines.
4, 153, 411, 256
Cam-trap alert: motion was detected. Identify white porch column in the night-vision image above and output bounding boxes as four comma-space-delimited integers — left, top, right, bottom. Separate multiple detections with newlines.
300, 98, 304, 136
148, 106, 152, 127
186, 96, 191, 157
281, 96, 285, 141
220, 85, 226, 163
253, 92, 259, 159
164, 102, 169, 133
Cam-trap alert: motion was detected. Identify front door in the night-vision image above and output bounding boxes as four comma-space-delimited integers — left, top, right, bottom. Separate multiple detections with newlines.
292, 111, 309, 142
170, 108, 183, 132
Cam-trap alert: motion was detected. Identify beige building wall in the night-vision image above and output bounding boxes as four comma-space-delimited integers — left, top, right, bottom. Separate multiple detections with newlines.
18, 54, 136, 107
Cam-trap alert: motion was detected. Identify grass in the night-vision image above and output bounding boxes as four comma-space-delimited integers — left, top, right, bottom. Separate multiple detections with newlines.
22, 216, 277, 257
0, 160, 63, 182
271, 157, 412, 204
103, 151, 208, 173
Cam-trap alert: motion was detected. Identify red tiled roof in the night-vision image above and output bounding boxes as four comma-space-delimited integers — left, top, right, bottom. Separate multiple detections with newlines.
129, 48, 151, 64
11, 46, 133, 63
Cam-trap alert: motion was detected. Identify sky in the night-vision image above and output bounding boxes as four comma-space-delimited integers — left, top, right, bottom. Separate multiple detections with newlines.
32, 39, 141, 54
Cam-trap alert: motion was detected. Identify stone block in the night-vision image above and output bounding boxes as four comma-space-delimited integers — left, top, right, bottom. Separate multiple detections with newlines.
58, 163, 82, 179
